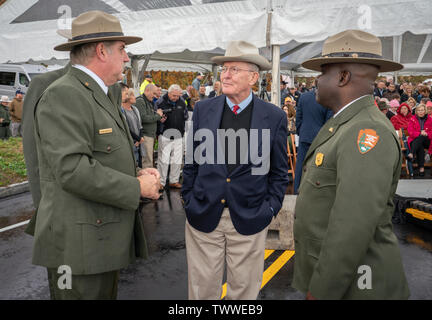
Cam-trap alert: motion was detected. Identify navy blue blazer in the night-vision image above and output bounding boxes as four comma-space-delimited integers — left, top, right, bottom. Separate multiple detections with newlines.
181, 94, 289, 236
295, 91, 333, 144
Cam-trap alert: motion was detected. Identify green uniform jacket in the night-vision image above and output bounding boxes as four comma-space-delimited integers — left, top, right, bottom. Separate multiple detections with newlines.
33, 67, 147, 275
0, 104, 11, 139
23, 64, 71, 214
134, 95, 161, 138
293, 95, 410, 300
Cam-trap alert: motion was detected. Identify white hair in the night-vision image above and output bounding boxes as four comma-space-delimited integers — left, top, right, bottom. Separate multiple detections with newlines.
168, 84, 182, 93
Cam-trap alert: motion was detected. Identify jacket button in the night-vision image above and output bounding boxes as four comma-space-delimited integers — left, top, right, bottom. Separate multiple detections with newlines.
221, 199, 226, 204
96, 219, 102, 224
315, 181, 320, 186
226, 178, 231, 183
303, 167, 307, 172
107, 146, 111, 152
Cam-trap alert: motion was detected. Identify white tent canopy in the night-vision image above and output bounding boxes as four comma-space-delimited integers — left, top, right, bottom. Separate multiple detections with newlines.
2, 0, 432, 93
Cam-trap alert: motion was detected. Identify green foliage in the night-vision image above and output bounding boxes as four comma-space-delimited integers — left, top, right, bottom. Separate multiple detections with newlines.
0, 137, 27, 187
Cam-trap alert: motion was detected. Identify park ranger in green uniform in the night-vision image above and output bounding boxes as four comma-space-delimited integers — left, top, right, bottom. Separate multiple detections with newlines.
293, 30, 410, 300
32, 11, 160, 299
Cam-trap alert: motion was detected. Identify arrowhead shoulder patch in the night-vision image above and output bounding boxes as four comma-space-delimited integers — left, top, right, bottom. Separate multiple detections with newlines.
357, 129, 379, 154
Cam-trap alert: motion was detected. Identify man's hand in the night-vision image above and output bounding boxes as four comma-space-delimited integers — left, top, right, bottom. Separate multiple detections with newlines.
160, 115, 167, 123
138, 168, 161, 181
0, 118, 3, 123
137, 174, 159, 199
421, 130, 428, 136
156, 109, 163, 117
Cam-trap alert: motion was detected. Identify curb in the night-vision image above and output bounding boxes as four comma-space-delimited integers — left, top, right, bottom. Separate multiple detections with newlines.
0, 181, 29, 199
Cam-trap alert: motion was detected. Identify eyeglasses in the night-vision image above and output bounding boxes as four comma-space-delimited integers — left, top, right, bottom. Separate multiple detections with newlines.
219, 66, 256, 75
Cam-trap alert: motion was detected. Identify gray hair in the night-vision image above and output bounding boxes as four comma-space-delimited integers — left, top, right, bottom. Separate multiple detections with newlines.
247, 62, 259, 73
70, 41, 115, 65
144, 83, 156, 92
168, 84, 182, 93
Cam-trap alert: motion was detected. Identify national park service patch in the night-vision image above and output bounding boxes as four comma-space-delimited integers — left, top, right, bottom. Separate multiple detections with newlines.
357, 129, 379, 154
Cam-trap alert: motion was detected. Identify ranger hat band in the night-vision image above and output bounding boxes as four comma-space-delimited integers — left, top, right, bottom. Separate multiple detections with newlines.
54, 10, 142, 51
302, 29, 403, 72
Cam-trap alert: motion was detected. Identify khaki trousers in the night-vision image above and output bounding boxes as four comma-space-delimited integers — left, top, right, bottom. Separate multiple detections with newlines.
141, 136, 155, 168
185, 208, 268, 300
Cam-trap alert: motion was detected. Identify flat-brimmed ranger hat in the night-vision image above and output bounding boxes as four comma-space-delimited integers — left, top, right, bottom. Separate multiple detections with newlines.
302, 30, 403, 72
54, 11, 142, 51
211, 41, 271, 71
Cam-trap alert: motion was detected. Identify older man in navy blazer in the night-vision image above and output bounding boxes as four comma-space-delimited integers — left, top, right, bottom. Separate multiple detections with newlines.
294, 91, 333, 193
182, 41, 289, 300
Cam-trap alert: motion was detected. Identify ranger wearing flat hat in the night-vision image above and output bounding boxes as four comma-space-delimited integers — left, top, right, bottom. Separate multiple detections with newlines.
32, 11, 160, 299
293, 30, 409, 299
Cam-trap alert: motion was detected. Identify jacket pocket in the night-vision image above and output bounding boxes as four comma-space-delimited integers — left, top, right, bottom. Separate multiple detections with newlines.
93, 133, 122, 154
305, 167, 336, 189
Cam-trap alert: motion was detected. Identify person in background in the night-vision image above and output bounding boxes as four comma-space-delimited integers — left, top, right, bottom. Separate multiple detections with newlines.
198, 84, 207, 100
400, 84, 417, 103
139, 74, 153, 95
0, 96, 11, 140
9, 90, 24, 137
283, 96, 296, 134
294, 90, 333, 194
377, 100, 389, 115
280, 81, 289, 107
390, 102, 414, 176
208, 81, 222, 98
374, 80, 387, 98
120, 84, 145, 168
427, 101, 432, 116
155, 84, 188, 189
391, 103, 412, 131
407, 104, 432, 176
192, 72, 204, 91
135, 84, 164, 169
386, 99, 399, 120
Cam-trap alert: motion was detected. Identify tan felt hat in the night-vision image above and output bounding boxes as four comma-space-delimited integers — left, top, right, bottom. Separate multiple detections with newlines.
54, 11, 142, 51
211, 41, 271, 71
302, 30, 403, 72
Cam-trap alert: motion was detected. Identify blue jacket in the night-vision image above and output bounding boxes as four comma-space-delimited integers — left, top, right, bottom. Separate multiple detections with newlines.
296, 91, 333, 144
182, 94, 289, 235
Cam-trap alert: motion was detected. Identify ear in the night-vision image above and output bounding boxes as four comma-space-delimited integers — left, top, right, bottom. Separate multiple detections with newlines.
95, 42, 109, 62
249, 72, 260, 86
338, 70, 351, 87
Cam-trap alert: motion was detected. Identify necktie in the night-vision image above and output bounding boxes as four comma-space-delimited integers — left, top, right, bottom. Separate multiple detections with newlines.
233, 105, 240, 115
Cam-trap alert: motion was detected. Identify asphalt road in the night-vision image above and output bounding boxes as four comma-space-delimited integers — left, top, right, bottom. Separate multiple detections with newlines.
0, 189, 431, 300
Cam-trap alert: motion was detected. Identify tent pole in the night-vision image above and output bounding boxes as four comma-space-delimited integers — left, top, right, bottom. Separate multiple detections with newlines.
271, 45, 280, 106
131, 56, 140, 96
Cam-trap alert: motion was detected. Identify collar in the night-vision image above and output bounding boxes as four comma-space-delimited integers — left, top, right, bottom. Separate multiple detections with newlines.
226, 91, 253, 114
333, 95, 368, 118
73, 64, 108, 95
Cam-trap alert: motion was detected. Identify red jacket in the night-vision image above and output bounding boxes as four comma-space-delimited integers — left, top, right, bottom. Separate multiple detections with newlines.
390, 103, 412, 130
407, 114, 432, 154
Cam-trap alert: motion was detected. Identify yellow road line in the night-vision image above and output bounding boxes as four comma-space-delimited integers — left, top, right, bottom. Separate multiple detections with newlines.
220, 249, 294, 299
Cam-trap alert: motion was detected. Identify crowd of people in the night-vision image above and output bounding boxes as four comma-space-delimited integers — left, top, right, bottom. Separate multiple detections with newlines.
0, 90, 24, 139
276, 77, 432, 178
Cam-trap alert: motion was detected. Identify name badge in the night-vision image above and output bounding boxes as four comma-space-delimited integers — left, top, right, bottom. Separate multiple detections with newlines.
99, 128, 113, 135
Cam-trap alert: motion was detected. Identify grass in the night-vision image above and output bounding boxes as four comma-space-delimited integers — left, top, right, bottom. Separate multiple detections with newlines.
0, 137, 27, 187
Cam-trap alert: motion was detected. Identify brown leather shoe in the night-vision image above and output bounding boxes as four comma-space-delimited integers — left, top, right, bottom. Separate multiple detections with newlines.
169, 182, 182, 189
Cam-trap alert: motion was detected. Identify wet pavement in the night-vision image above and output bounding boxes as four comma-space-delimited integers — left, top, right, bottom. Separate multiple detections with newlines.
0, 185, 431, 300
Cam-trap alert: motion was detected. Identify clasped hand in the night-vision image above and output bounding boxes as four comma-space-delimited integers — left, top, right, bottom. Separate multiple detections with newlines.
137, 168, 161, 199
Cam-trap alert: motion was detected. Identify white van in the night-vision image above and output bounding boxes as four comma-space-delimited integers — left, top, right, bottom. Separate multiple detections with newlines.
0, 64, 47, 100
